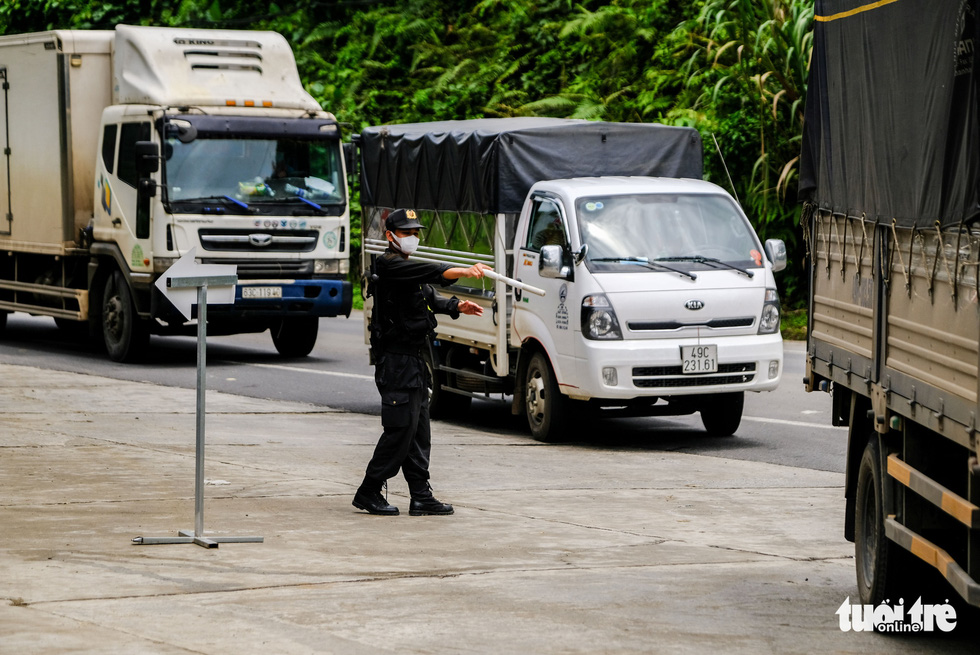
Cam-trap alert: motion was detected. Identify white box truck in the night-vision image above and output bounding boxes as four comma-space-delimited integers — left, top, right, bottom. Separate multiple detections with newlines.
0, 25, 352, 361
356, 119, 786, 442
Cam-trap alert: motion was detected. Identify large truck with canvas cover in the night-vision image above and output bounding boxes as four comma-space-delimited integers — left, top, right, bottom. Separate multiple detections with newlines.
800, 0, 980, 606
356, 118, 787, 442
0, 25, 351, 361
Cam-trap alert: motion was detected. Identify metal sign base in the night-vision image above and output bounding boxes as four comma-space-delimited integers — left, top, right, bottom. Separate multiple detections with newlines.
133, 531, 263, 548
133, 280, 262, 550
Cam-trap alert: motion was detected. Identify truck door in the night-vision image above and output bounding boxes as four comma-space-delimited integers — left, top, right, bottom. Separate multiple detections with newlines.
98, 119, 153, 272
514, 195, 576, 376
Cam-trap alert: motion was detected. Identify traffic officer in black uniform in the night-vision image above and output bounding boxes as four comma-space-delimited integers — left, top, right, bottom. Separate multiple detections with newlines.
353, 208, 491, 516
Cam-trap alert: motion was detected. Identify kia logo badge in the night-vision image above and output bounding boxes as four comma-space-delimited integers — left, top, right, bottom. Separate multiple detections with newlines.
249, 233, 273, 247
685, 300, 704, 310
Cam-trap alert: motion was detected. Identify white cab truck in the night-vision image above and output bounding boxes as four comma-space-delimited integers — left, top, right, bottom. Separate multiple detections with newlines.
356, 118, 785, 441
0, 25, 351, 361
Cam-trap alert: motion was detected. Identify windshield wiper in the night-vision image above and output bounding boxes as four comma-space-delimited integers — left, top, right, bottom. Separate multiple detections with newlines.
175, 195, 252, 212
591, 257, 697, 281
655, 256, 754, 278
276, 196, 330, 214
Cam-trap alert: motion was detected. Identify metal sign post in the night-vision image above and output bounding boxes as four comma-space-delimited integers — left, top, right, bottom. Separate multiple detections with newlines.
134, 252, 262, 548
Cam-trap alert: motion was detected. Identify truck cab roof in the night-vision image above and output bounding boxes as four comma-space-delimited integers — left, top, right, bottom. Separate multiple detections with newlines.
113, 24, 320, 110
530, 176, 732, 201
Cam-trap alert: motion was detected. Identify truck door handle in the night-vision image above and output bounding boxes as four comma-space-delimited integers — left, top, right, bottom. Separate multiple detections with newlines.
112, 218, 121, 227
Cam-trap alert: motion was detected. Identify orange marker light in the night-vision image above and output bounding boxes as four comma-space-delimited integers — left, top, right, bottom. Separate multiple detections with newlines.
244, 100, 255, 107
225, 100, 236, 106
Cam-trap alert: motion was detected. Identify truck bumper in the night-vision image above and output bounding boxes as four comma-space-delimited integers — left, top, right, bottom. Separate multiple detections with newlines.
227, 279, 353, 318
562, 333, 783, 400
152, 278, 352, 323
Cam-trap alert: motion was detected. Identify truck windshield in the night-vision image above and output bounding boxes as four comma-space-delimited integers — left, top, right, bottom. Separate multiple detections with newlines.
164, 136, 346, 214
577, 193, 762, 270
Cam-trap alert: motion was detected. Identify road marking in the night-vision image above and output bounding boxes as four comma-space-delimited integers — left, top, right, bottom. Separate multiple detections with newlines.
235, 362, 374, 381
234, 362, 845, 430
742, 416, 846, 430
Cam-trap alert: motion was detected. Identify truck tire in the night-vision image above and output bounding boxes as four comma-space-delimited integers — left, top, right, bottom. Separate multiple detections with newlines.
854, 436, 902, 605
271, 317, 318, 357
102, 270, 149, 362
0, 310, 6, 332
700, 392, 743, 436
424, 348, 471, 418
524, 351, 570, 442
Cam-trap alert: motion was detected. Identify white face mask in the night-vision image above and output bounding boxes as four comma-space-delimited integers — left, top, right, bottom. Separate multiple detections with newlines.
390, 233, 420, 255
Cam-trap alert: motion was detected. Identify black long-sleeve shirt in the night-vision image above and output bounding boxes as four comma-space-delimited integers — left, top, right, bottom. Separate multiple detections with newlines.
373, 250, 460, 355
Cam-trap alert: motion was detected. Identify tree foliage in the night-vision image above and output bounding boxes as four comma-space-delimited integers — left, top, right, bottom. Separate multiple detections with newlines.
0, 0, 813, 306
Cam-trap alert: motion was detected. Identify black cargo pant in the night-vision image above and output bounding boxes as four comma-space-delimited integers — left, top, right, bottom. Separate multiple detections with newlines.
363, 352, 431, 495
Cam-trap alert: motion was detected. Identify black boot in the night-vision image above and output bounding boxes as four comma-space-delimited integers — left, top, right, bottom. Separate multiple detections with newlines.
408, 482, 453, 516
352, 478, 399, 516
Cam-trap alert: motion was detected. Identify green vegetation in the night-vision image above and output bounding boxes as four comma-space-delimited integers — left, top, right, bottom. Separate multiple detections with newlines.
1, 0, 813, 308
780, 308, 807, 342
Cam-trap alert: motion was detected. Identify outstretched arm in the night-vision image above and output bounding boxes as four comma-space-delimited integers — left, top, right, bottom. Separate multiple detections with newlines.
442, 262, 492, 281
429, 263, 491, 318
456, 299, 483, 316
424, 286, 485, 319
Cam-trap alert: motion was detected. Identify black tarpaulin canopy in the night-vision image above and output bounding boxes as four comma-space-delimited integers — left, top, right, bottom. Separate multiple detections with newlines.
356, 118, 703, 215
799, 0, 980, 229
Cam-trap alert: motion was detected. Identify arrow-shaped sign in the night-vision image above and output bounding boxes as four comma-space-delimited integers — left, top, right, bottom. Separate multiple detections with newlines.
154, 248, 238, 320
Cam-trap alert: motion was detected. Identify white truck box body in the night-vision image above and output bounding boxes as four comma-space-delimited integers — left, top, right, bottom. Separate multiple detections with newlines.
0, 30, 112, 253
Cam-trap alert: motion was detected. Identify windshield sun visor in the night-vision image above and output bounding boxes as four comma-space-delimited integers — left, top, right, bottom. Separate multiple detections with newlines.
158, 115, 340, 140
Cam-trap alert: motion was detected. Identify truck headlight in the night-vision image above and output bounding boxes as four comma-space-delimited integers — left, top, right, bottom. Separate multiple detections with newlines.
582, 294, 622, 340
153, 257, 178, 273
758, 288, 781, 334
314, 259, 348, 275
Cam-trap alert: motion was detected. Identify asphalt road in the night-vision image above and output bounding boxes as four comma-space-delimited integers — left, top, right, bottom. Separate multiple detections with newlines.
0, 311, 847, 473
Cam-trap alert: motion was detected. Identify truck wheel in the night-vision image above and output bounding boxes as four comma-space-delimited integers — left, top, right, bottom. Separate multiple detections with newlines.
700, 392, 743, 436
102, 270, 149, 362
271, 317, 318, 357
524, 351, 569, 442
854, 437, 901, 605
424, 348, 471, 418
0, 311, 6, 332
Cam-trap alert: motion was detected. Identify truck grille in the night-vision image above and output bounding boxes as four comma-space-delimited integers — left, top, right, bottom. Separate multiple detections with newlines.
200, 258, 314, 279
628, 317, 755, 331
632, 363, 756, 388
199, 229, 318, 253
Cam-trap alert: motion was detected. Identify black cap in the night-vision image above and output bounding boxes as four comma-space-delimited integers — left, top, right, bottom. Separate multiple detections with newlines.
385, 208, 425, 231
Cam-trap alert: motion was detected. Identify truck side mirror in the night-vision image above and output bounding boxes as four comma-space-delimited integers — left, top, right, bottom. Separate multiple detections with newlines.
539, 245, 571, 279
134, 141, 158, 240
135, 141, 159, 175
765, 238, 787, 272
344, 140, 358, 184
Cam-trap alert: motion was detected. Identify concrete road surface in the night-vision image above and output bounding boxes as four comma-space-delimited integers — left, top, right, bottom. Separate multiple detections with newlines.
0, 363, 975, 654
